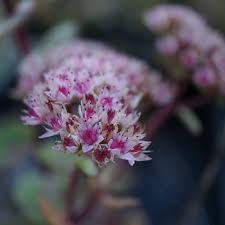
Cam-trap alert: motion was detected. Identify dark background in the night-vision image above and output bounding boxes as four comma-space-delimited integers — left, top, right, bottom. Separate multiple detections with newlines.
1, 1, 225, 225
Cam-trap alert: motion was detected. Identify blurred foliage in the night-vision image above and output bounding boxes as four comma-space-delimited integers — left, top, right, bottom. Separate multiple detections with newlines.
13, 169, 70, 225
35, 21, 79, 51
176, 106, 203, 136
10, 139, 97, 225
13, 171, 48, 225
0, 38, 19, 94
75, 155, 98, 177
0, 116, 34, 168
37, 143, 98, 177
37, 143, 76, 173
0, 1, 19, 94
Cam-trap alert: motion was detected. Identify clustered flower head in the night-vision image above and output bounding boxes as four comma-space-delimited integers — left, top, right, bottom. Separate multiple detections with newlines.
15, 40, 176, 106
144, 4, 225, 96
15, 39, 178, 166
16, 40, 143, 98
14, 41, 108, 98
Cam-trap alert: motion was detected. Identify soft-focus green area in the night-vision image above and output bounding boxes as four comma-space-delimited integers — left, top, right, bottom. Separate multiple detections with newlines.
13, 171, 48, 225
0, 117, 34, 168
0, 115, 98, 225
37, 144, 98, 177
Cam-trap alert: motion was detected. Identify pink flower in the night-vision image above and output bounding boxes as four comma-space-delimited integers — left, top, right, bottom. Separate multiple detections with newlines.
14, 53, 45, 98
80, 127, 98, 145
78, 121, 103, 153
18, 40, 152, 166
144, 4, 225, 96
93, 146, 112, 166
180, 49, 199, 68
110, 137, 128, 154
156, 35, 179, 56
193, 67, 216, 87
143, 4, 206, 33
147, 74, 177, 106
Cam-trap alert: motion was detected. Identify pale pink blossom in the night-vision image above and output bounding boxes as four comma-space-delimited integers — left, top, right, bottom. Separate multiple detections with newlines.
143, 4, 206, 33
193, 67, 216, 88
144, 4, 225, 95
180, 49, 199, 68
15, 53, 45, 98
156, 35, 179, 56
146, 73, 177, 105
19, 40, 153, 166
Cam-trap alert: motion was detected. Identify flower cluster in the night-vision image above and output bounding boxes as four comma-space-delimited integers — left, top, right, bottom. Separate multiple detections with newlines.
15, 39, 177, 106
15, 41, 108, 98
16, 40, 159, 166
144, 4, 225, 95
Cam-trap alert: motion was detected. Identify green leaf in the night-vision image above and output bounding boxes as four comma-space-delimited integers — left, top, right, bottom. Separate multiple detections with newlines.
0, 117, 34, 167
37, 144, 98, 176
0, 117, 33, 147
36, 21, 79, 52
36, 143, 77, 174
44, 174, 68, 208
13, 171, 47, 225
12, 169, 70, 224
0, 38, 19, 93
75, 156, 98, 177
176, 106, 203, 136
37, 143, 98, 177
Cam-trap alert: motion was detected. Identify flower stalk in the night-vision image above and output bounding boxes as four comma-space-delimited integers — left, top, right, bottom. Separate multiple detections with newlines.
2, 0, 34, 54
65, 168, 82, 219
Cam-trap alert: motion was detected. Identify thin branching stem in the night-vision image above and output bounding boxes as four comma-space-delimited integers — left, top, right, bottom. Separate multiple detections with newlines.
145, 91, 212, 139
65, 167, 82, 219
75, 189, 101, 223
2, 0, 34, 54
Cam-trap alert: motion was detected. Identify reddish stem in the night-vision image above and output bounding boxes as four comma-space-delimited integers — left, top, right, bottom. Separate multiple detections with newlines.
14, 26, 30, 54
146, 82, 188, 139
65, 168, 82, 219
3, 0, 30, 55
145, 101, 179, 139
75, 189, 101, 224
146, 93, 212, 139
